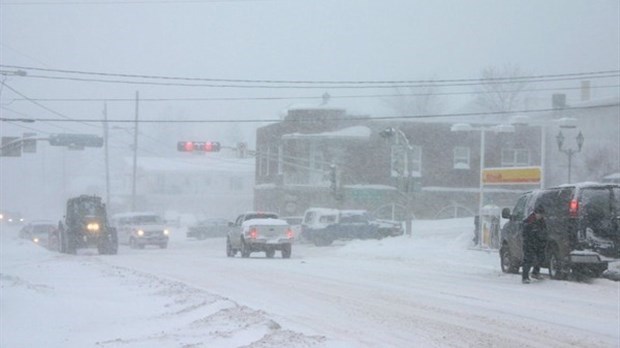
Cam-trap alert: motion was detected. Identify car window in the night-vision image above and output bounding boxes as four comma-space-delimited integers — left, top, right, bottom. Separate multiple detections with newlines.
512, 195, 528, 221
319, 215, 337, 223
580, 188, 612, 222
303, 211, 315, 224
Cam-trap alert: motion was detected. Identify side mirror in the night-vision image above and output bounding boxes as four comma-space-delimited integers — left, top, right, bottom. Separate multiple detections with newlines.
501, 208, 512, 219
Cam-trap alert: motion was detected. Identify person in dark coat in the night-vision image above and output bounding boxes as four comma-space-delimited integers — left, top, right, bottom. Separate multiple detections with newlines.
522, 205, 547, 283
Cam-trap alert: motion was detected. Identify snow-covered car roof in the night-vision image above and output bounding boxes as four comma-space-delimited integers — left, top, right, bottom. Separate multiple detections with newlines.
241, 218, 288, 227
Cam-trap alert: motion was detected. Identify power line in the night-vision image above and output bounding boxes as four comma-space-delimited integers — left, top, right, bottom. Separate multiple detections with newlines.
4, 84, 619, 103
2, 64, 618, 86
4, 103, 617, 124
0, 81, 101, 130
16, 72, 620, 90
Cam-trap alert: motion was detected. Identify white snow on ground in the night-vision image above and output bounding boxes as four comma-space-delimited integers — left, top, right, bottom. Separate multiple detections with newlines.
1, 218, 619, 348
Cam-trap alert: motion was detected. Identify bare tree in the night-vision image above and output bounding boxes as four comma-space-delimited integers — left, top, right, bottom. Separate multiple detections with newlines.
475, 64, 530, 113
384, 78, 444, 117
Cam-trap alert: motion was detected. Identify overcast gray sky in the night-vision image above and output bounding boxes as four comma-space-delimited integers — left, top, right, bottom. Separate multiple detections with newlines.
2, 0, 619, 126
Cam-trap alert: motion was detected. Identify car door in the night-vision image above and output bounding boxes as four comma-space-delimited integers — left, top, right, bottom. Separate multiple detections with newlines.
504, 194, 528, 259
228, 215, 244, 247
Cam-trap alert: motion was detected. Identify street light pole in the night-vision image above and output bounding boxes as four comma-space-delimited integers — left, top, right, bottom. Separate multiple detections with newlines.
556, 130, 584, 184
380, 127, 414, 237
451, 123, 515, 248
131, 91, 139, 212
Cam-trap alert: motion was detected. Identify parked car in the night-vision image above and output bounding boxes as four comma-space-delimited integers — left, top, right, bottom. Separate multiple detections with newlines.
187, 218, 231, 239
226, 211, 294, 258
110, 212, 169, 249
301, 208, 402, 246
499, 183, 619, 279
19, 220, 56, 247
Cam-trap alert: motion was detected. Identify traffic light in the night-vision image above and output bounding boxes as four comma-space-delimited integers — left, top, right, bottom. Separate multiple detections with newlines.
177, 141, 221, 152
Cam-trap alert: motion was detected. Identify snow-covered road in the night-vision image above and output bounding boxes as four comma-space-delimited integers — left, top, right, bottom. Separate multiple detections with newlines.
2, 218, 619, 347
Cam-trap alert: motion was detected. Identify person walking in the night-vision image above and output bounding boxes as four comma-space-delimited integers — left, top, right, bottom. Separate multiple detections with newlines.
522, 205, 547, 284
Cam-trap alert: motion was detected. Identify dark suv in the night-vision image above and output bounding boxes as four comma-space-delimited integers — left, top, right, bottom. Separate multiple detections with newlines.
500, 183, 619, 279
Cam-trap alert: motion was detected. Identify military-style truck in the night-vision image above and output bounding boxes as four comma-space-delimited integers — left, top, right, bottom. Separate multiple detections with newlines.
56, 195, 118, 255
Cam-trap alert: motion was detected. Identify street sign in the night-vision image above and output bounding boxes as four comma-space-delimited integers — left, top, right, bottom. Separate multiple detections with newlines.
483, 166, 541, 185
48, 134, 104, 149
1, 136, 22, 157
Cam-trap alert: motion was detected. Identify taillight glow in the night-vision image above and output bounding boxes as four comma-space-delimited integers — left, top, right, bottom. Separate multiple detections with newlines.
569, 199, 579, 217
183, 141, 194, 151
249, 227, 258, 239
286, 228, 294, 239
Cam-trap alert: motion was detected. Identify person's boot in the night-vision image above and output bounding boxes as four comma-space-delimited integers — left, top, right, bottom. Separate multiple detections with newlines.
522, 278, 531, 284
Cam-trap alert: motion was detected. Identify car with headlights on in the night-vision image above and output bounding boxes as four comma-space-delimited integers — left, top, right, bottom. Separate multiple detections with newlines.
19, 220, 56, 247
111, 212, 170, 249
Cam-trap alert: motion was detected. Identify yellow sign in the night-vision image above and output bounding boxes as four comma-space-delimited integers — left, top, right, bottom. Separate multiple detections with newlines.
483, 167, 541, 185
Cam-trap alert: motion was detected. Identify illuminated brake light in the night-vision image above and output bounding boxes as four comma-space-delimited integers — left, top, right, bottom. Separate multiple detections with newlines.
286, 228, 294, 239
249, 228, 258, 239
569, 199, 579, 217
184, 141, 194, 151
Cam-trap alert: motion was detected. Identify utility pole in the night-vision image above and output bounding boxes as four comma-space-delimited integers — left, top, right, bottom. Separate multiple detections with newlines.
131, 91, 139, 212
103, 102, 111, 208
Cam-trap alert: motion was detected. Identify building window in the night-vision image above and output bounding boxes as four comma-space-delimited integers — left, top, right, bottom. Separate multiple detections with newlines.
501, 148, 530, 167
453, 146, 470, 169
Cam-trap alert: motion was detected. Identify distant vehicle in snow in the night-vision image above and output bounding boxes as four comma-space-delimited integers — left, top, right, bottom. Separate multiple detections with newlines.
19, 220, 56, 247
226, 211, 294, 258
187, 218, 231, 239
0, 210, 24, 225
301, 208, 403, 246
110, 212, 170, 249
57, 195, 118, 255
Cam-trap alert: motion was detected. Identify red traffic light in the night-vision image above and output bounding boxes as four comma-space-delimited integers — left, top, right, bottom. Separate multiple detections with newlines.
177, 141, 221, 152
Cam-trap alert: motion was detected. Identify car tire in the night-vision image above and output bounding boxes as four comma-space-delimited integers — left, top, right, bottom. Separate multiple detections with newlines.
65, 229, 77, 254
226, 237, 235, 257
240, 239, 250, 258
548, 248, 567, 280
281, 244, 292, 259
500, 245, 519, 274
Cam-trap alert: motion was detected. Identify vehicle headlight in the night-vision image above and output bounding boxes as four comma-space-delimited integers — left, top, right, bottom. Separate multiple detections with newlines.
87, 223, 100, 232
163, 229, 170, 236
33, 237, 39, 243
137, 229, 144, 236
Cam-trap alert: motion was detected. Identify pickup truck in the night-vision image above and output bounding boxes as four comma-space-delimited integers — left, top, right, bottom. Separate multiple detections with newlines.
301, 208, 403, 246
226, 212, 294, 258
